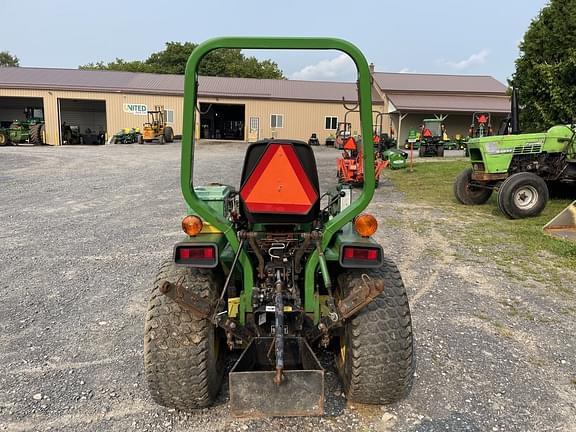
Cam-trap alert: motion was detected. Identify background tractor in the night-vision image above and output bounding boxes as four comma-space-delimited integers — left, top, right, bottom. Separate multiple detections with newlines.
454, 89, 576, 219
142, 106, 174, 144
143, 37, 415, 418
6, 108, 45, 145
112, 128, 142, 144
417, 118, 445, 157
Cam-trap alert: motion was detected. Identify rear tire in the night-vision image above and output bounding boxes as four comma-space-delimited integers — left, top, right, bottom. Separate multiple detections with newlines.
30, 124, 43, 145
144, 261, 225, 410
336, 260, 415, 404
454, 167, 492, 205
497, 172, 549, 219
418, 145, 425, 157
0, 131, 7, 146
437, 146, 444, 157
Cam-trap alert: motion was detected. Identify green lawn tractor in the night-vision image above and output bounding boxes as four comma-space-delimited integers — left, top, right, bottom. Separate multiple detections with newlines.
143, 37, 415, 418
417, 119, 445, 157
111, 128, 142, 144
454, 91, 576, 219
403, 128, 420, 150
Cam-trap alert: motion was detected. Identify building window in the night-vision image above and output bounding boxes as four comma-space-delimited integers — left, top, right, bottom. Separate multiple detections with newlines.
325, 116, 338, 130
271, 114, 284, 128
165, 109, 174, 124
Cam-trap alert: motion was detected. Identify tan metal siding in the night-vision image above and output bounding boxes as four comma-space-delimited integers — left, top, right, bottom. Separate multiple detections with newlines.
1, 88, 383, 145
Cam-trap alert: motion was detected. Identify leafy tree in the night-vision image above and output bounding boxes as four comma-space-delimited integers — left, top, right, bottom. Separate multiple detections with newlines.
512, 0, 576, 131
80, 42, 284, 79
0, 51, 19, 67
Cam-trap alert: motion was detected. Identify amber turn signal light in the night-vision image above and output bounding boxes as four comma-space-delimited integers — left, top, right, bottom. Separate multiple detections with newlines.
182, 215, 203, 236
353, 213, 378, 237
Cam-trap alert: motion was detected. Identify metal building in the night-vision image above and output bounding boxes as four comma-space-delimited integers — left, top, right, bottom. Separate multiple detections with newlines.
0, 67, 509, 146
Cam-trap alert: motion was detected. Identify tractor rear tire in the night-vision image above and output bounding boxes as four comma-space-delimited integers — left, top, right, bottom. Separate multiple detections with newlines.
336, 260, 415, 404
418, 145, 425, 157
144, 261, 225, 410
454, 167, 492, 205
30, 124, 43, 145
497, 172, 549, 219
437, 146, 444, 157
0, 131, 7, 146
164, 127, 174, 143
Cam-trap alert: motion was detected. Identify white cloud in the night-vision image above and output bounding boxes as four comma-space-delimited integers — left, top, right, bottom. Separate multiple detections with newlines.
289, 54, 356, 81
398, 67, 416, 73
438, 49, 490, 70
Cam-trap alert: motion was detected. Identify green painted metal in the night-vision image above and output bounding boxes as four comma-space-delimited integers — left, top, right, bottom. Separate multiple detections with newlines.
468, 125, 574, 174
180, 37, 375, 321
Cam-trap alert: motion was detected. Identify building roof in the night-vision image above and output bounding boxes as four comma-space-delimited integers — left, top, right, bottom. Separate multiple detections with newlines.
387, 92, 510, 114
0, 67, 509, 113
0, 67, 372, 102
374, 72, 507, 94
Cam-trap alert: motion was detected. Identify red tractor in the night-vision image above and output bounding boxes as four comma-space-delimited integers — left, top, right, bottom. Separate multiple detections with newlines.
337, 135, 387, 186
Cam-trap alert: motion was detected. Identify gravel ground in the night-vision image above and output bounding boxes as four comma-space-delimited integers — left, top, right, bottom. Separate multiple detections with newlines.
0, 142, 575, 432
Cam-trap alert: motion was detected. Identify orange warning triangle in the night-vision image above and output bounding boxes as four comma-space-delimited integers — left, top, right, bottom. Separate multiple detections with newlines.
240, 144, 317, 214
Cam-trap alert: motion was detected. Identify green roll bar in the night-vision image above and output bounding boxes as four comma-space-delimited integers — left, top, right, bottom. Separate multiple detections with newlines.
181, 37, 375, 322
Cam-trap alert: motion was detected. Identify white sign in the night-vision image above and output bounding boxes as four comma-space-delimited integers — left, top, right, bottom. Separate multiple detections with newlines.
123, 103, 148, 115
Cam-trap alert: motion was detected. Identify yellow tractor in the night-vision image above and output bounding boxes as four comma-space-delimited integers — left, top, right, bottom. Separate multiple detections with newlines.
141, 106, 174, 144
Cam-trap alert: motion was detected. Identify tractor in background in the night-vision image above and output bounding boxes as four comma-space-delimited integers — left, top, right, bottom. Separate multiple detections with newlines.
143, 37, 415, 418
6, 108, 45, 145
454, 89, 576, 219
337, 135, 388, 185
112, 128, 142, 144
334, 121, 352, 149
142, 106, 174, 144
417, 119, 445, 157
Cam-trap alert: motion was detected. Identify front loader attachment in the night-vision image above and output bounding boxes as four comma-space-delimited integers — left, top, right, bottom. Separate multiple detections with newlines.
229, 337, 324, 417
543, 200, 576, 242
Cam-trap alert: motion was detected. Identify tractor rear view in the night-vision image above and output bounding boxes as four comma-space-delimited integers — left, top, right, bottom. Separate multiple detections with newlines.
142, 106, 174, 144
143, 37, 415, 418
418, 119, 445, 157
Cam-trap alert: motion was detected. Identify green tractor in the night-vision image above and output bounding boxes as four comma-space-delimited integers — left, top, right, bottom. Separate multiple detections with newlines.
7, 108, 45, 145
111, 128, 142, 144
454, 90, 576, 219
143, 37, 415, 417
417, 118, 445, 157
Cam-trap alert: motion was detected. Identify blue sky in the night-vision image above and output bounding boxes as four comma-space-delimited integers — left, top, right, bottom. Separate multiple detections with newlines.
1, 0, 547, 84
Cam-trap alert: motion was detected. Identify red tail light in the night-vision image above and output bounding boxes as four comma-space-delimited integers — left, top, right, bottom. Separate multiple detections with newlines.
174, 244, 217, 267
340, 245, 383, 268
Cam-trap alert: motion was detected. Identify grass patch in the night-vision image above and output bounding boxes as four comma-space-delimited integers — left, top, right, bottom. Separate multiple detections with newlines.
383, 161, 576, 289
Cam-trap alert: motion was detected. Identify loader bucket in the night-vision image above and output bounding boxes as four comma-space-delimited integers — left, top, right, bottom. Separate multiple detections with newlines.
229, 337, 324, 418
543, 200, 576, 242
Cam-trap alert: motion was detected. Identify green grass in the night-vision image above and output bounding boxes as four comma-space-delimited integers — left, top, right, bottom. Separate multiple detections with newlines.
383, 161, 576, 291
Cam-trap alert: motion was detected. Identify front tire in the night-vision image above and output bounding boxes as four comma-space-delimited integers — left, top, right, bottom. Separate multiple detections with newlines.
497, 172, 548, 219
144, 261, 225, 410
0, 131, 7, 146
454, 167, 493, 205
336, 260, 415, 404
164, 127, 174, 143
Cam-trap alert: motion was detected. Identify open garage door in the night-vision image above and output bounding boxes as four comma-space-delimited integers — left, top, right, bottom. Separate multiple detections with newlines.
199, 103, 245, 140
0, 96, 44, 128
0, 96, 45, 145
58, 99, 106, 145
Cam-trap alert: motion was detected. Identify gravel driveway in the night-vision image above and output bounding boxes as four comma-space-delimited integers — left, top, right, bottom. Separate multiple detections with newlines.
1, 142, 574, 432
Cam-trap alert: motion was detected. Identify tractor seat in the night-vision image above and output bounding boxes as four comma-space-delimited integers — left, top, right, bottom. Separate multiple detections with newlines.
239, 139, 320, 224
